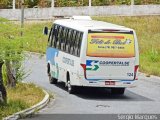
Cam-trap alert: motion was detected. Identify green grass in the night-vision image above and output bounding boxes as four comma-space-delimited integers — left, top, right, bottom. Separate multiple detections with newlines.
0, 19, 51, 54
21, 21, 52, 53
0, 100, 28, 119
0, 17, 9, 22
0, 83, 45, 119
0, 18, 45, 119
92, 16, 160, 76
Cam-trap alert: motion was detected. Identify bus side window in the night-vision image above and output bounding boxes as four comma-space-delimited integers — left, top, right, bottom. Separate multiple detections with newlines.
57, 26, 62, 49
61, 27, 66, 51
70, 30, 76, 55
53, 25, 59, 48
65, 29, 69, 53
77, 32, 83, 57
51, 25, 56, 48
48, 27, 53, 47
72, 30, 77, 55
75, 31, 80, 56
69, 30, 74, 54
66, 29, 72, 53
64, 28, 69, 52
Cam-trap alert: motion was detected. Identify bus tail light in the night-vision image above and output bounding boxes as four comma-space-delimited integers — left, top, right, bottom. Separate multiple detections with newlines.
80, 64, 87, 79
134, 65, 139, 80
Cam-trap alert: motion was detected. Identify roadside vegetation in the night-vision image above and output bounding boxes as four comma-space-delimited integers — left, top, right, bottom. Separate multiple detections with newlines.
21, 21, 51, 53
0, 83, 45, 119
1, 0, 160, 9
0, 18, 45, 119
53, 0, 160, 7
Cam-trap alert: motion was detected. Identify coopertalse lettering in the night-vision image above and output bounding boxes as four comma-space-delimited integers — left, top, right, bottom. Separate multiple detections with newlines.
99, 61, 130, 66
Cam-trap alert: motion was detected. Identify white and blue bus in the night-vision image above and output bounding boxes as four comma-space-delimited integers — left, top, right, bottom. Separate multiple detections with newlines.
44, 16, 139, 94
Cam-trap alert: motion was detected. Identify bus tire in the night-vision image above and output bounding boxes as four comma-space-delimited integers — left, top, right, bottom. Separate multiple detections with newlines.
50, 76, 58, 84
111, 88, 125, 95
67, 73, 75, 94
67, 80, 76, 94
48, 65, 57, 84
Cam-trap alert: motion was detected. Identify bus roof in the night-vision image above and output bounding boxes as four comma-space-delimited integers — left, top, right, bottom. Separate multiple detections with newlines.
54, 19, 133, 32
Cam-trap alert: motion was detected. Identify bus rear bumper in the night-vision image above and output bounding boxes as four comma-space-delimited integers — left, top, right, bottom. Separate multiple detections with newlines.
77, 79, 137, 88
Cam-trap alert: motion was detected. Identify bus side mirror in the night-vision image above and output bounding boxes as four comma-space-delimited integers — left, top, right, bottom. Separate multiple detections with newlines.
43, 26, 48, 35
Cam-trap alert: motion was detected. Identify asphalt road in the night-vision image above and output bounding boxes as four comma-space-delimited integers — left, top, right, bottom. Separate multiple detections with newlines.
23, 53, 160, 119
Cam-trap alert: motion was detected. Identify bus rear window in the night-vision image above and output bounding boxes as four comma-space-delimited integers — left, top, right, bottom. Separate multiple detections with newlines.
87, 32, 135, 58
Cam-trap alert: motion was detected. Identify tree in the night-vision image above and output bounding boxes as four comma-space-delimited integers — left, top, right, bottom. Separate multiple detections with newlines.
0, 0, 12, 8
0, 38, 24, 88
0, 17, 24, 103
0, 62, 7, 104
25, 0, 39, 8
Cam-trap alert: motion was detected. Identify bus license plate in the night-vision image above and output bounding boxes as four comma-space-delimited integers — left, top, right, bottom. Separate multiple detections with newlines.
105, 81, 115, 85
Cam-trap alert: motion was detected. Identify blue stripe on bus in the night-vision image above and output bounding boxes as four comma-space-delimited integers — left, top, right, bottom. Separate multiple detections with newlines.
46, 47, 59, 65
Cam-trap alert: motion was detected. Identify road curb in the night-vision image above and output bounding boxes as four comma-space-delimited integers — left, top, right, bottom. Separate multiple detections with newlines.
3, 89, 50, 120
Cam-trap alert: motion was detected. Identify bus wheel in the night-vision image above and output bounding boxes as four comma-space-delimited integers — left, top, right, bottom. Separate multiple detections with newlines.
67, 80, 76, 94
48, 73, 57, 84
50, 76, 58, 84
48, 66, 57, 84
67, 74, 75, 94
111, 88, 125, 95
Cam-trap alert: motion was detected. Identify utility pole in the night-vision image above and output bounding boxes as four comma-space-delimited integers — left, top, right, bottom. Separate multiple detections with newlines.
88, 0, 91, 16
51, 0, 54, 19
51, 0, 55, 8
13, 0, 15, 9
21, 0, 24, 36
131, 0, 134, 16
131, 0, 134, 5
89, 0, 91, 7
